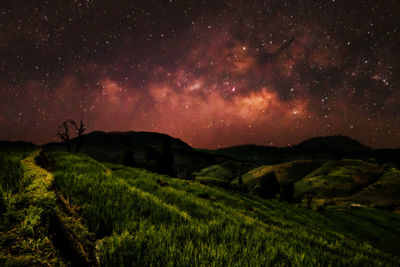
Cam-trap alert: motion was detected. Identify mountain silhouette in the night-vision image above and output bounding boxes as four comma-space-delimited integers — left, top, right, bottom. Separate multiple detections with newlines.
294, 135, 370, 152
30, 132, 400, 172
43, 131, 217, 174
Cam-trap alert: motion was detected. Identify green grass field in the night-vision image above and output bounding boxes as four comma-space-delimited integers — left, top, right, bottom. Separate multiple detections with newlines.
1, 150, 400, 266
294, 159, 385, 199
232, 160, 323, 188
349, 168, 400, 209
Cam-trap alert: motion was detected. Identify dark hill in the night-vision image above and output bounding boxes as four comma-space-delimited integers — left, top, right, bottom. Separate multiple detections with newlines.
0, 141, 36, 152
43, 131, 216, 174
210, 135, 399, 166
78, 131, 192, 151
294, 135, 370, 152
41, 132, 400, 175
209, 144, 288, 165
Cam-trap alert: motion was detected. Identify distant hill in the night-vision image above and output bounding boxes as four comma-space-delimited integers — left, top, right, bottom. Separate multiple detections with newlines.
210, 135, 399, 165
0, 141, 36, 152
293, 135, 371, 152
41, 132, 400, 179
43, 131, 217, 174
209, 144, 288, 165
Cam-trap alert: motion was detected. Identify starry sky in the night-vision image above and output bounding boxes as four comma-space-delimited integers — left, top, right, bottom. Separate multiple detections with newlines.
0, 0, 399, 149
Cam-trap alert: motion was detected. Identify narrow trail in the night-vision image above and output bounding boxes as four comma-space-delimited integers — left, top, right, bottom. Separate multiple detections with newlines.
22, 150, 95, 266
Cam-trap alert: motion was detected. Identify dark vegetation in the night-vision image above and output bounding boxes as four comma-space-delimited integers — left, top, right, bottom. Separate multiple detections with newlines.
1, 133, 400, 265
257, 171, 280, 198
57, 119, 86, 153
44, 131, 216, 176
50, 152, 400, 265
209, 135, 400, 166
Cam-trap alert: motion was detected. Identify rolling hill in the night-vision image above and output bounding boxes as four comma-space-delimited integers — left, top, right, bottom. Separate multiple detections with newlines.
231, 160, 323, 188
1, 148, 400, 265
192, 161, 257, 187
43, 131, 218, 174
40, 132, 400, 210
294, 159, 384, 198
349, 168, 400, 209
209, 135, 400, 166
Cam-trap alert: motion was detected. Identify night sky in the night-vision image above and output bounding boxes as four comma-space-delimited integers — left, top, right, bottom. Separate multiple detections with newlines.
0, 0, 399, 149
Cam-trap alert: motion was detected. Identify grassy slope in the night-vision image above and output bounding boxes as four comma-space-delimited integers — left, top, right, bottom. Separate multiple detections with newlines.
0, 150, 94, 266
193, 161, 256, 187
295, 159, 384, 198
349, 168, 400, 208
49, 152, 400, 266
0, 150, 64, 265
232, 160, 323, 188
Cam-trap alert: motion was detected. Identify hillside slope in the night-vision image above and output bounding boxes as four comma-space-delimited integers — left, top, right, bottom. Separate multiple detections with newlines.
349, 168, 400, 209
49, 152, 400, 265
232, 160, 323, 189
43, 131, 218, 174
0, 150, 93, 265
2, 148, 400, 265
294, 159, 384, 198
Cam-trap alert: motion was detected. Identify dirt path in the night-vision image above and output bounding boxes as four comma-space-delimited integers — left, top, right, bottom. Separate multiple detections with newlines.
0, 150, 95, 266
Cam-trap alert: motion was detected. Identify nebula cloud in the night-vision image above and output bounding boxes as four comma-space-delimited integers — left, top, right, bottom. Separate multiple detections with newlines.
0, 0, 399, 148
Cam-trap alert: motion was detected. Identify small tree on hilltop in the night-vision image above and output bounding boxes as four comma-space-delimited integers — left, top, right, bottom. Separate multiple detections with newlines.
57, 119, 74, 153
57, 119, 86, 153
71, 120, 86, 153
304, 192, 316, 209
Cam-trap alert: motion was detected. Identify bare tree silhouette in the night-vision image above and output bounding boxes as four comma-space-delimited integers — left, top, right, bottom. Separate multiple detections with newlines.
57, 119, 86, 153
71, 120, 86, 153
57, 120, 74, 153
304, 192, 316, 209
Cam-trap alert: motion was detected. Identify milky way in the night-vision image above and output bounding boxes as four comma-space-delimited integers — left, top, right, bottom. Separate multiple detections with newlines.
0, 0, 399, 148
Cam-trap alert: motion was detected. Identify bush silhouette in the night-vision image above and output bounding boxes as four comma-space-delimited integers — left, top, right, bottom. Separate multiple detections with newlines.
144, 139, 175, 176
35, 150, 55, 171
280, 182, 294, 203
304, 192, 316, 209
258, 171, 279, 198
121, 150, 136, 167
0, 187, 5, 214
158, 137, 175, 176
144, 146, 159, 171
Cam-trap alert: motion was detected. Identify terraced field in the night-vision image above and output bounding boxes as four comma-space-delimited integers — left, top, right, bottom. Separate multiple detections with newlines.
1, 150, 400, 266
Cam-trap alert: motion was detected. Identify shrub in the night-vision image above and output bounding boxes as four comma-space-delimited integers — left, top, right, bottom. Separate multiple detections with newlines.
280, 182, 294, 203
121, 150, 136, 167
0, 154, 24, 193
258, 171, 279, 198
0, 186, 5, 214
35, 150, 55, 171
